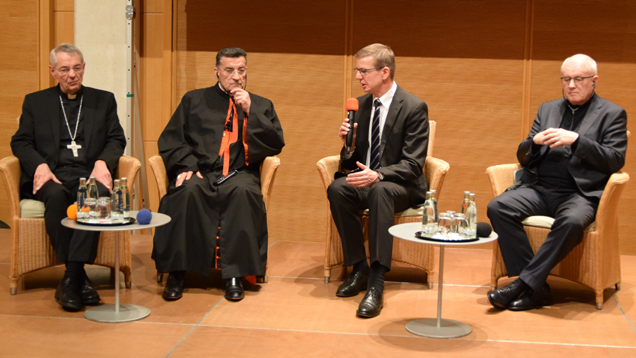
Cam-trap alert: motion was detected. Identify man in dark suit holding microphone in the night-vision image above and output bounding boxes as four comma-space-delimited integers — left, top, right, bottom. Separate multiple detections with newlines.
487, 54, 627, 311
328, 43, 430, 318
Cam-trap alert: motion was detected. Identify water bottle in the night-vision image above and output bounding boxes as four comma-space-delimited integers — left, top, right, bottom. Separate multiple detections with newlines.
421, 191, 437, 235
430, 189, 438, 222
87, 177, 99, 219
76, 177, 87, 220
120, 177, 130, 214
461, 191, 470, 214
111, 179, 123, 222
465, 193, 477, 238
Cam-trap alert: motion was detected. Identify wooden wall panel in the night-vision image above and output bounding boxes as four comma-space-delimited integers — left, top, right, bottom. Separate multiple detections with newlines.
165, 0, 636, 254
351, 0, 527, 229
0, 0, 39, 226
529, 0, 636, 254
174, 0, 346, 243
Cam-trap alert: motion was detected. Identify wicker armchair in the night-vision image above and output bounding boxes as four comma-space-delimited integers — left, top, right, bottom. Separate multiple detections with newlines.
0, 155, 141, 295
316, 120, 450, 288
147, 154, 281, 282
486, 163, 629, 309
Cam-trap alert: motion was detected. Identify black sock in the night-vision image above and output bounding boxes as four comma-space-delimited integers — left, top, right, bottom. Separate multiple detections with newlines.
63, 262, 85, 281
515, 278, 530, 291
368, 262, 388, 292
170, 271, 186, 279
352, 260, 370, 275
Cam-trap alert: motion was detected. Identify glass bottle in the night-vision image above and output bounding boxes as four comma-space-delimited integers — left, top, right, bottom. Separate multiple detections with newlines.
87, 176, 99, 219
120, 177, 130, 214
461, 191, 471, 214
421, 191, 437, 235
111, 179, 123, 222
76, 177, 87, 221
465, 193, 477, 238
429, 189, 438, 222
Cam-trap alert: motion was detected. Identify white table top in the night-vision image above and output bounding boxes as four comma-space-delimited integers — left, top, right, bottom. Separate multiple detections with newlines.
389, 222, 498, 246
61, 210, 171, 232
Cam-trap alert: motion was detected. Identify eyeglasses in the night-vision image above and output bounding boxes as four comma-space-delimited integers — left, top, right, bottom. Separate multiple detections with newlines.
221, 67, 247, 76
354, 67, 382, 76
55, 65, 84, 76
561, 76, 594, 85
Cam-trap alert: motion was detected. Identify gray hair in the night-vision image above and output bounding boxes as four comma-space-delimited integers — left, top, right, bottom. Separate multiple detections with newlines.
561, 54, 598, 76
355, 43, 396, 80
50, 43, 84, 67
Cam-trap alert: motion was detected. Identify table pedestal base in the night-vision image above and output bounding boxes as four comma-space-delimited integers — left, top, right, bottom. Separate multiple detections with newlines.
406, 318, 472, 339
84, 304, 151, 323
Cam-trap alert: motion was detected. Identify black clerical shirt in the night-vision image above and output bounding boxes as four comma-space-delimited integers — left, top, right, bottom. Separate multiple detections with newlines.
536, 96, 594, 190
56, 86, 90, 186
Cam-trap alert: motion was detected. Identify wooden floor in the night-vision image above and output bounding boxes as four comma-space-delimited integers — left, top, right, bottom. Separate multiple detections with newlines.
1, 230, 635, 357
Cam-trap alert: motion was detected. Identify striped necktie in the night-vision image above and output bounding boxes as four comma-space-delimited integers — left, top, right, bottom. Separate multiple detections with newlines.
370, 98, 381, 170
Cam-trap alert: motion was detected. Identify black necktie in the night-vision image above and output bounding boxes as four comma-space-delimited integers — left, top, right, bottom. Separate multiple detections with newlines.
370, 99, 381, 170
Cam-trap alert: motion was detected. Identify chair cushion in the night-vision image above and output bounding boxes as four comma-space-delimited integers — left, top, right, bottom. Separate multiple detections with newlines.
20, 199, 45, 218
522, 215, 595, 232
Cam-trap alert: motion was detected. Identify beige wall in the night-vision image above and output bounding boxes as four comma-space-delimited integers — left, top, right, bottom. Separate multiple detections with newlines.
0, 0, 73, 226
166, 0, 636, 254
2, 0, 635, 255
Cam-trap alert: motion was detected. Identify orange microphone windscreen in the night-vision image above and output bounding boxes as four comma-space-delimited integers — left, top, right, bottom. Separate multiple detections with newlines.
346, 98, 359, 112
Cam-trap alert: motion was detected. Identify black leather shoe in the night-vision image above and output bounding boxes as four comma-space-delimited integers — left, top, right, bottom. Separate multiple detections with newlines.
162, 272, 185, 301
81, 278, 100, 305
356, 287, 383, 318
225, 277, 245, 301
508, 283, 553, 311
487, 278, 527, 310
336, 271, 369, 297
55, 277, 83, 311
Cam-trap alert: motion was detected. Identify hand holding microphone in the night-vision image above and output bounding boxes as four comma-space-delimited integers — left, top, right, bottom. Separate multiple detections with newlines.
345, 98, 359, 154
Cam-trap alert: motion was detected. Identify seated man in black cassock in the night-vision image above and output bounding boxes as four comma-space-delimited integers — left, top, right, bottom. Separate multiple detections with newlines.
11, 43, 126, 311
152, 47, 285, 302
486, 54, 627, 311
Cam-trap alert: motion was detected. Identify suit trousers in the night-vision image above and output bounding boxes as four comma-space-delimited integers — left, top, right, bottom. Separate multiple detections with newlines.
486, 185, 597, 291
35, 179, 109, 263
327, 177, 411, 270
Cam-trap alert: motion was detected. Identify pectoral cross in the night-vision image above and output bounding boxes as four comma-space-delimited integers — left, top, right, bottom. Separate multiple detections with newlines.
67, 140, 82, 157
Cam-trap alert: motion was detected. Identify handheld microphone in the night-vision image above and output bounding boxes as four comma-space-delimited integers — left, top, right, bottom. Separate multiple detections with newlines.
345, 98, 359, 154
476, 222, 493, 238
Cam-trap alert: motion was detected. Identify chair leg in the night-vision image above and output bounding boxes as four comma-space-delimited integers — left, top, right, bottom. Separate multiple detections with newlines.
9, 277, 19, 295
157, 272, 164, 283
616, 283, 621, 290
324, 266, 332, 284
595, 291, 604, 310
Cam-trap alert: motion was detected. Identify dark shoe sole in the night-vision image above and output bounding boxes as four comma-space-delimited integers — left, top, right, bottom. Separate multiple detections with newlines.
225, 293, 245, 302
336, 285, 367, 298
356, 305, 383, 318
508, 298, 553, 311
162, 293, 183, 301
82, 297, 101, 306
55, 295, 83, 311
487, 291, 508, 310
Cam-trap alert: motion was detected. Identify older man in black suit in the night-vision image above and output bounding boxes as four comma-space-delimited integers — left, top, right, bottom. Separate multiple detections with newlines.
11, 43, 126, 311
487, 54, 627, 311
328, 43, 429, 318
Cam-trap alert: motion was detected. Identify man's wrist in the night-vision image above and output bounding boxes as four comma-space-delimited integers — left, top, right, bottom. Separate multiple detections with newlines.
376, 171, 384, 182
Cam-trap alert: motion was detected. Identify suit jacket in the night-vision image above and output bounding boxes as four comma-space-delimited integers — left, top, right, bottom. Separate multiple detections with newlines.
340, 85, 429, 206
11, 85, 126, 198
517, 94, 627, 200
